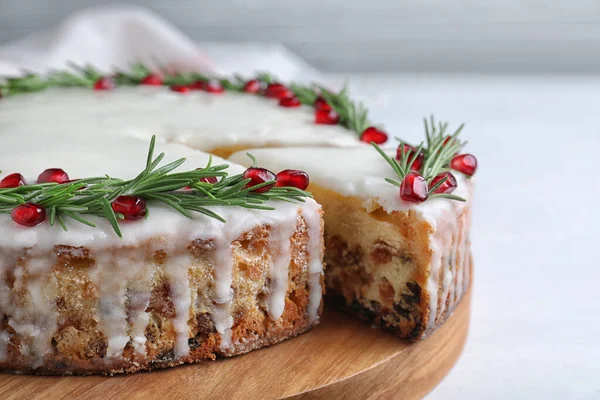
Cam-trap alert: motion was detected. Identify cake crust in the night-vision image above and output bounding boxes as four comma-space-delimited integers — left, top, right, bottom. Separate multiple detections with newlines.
0, 210, 325, 375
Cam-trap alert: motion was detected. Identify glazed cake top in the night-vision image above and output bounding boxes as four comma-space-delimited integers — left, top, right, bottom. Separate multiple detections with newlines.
0, 86, 339, 251
0, 86, 360, 152
229, 146, 474, 227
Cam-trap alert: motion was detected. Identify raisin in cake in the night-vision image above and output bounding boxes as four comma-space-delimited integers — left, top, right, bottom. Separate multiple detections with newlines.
0, 133, 324, 374
230, 146, 473, 339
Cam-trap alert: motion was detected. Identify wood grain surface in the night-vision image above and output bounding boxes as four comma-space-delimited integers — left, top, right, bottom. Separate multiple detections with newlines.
0, 284, 471, 400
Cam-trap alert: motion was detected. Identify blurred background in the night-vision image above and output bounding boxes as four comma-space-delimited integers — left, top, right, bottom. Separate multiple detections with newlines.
1, 0, 600, 74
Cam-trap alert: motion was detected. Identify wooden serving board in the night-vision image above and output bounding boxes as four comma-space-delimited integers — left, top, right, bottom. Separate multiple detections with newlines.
0, 286, 471, 400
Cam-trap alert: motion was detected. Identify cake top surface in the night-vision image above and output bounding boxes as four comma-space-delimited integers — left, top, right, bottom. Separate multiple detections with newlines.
229, 146, 473, 226
0, 86, 360, 153
0, 130, 320, 251
0, 85, 337, 251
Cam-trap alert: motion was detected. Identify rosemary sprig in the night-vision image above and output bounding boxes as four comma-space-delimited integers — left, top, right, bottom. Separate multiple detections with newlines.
0, 65, 371, 137
372, 116, 467, 202
0, 136, 311, 237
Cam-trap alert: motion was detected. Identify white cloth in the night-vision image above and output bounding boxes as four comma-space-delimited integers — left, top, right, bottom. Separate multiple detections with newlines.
0, 5, 325, 83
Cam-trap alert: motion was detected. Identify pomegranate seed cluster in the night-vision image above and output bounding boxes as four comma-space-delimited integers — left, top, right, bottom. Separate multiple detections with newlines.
2, 163, 311, 229
84, 71, 388, 144
244, 168, 310, 193
391, 137, 477, 204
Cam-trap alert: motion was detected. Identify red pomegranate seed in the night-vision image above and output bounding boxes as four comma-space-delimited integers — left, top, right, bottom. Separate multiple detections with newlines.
396, 144, 424, 170
451, 154, 478, 176
141, 74, 163, 86
171, 84, 191, 93
244, 167, 276, 193
11, 203, 46, 227
200, 80, 225, 93
265, 83, 293, 99
430, 172, 458, 194
37, 168, 69, 184
188, 81, 203, 90
279, 96, 301, 108
0, 173, 27, 188
315, 109, 339, 125
184, 171, 219, 189
93, 77, 115, 91
243, 79, 262, 93
111, 195, 147, 221
443, 136, 456, 146
276, 169, 310, 190
314, 96, 331, 112
400, 172, 428, 203
360, 127, 388, 144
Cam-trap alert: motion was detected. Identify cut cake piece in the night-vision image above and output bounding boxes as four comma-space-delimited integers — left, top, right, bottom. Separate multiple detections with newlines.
230, 146, 473, 339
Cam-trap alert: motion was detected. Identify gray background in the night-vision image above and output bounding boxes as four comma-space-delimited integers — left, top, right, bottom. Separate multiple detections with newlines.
1, 0, 600, 73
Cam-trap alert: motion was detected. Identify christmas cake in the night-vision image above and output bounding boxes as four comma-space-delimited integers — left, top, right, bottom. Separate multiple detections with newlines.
0, 66, 476, 374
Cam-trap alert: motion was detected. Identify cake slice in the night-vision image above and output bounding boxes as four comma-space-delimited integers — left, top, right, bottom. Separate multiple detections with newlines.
230, 142, 474, 340
0, 137, 324, 374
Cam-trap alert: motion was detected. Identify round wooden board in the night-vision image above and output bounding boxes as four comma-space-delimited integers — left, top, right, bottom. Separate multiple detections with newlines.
0, 286, 471, 400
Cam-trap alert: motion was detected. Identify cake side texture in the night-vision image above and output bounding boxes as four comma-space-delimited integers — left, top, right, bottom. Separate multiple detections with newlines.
0, 205, 324, 375
311, 184, 472, 340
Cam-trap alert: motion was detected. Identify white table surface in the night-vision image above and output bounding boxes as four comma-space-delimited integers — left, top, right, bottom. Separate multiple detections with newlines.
335, 74, 600, 400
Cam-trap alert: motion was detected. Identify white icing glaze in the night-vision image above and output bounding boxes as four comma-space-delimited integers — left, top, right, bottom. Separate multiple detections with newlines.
265, 205, 298, 321
92, 251, 130, 358
127, 264, 154, 356
303, 200, 324, 324
164, 254, 193, 357
5, 248, 57, 367
0, 87, 328, 364
212, 239, 234, 351
229, 146, 473, 328
0, 87, 359, 159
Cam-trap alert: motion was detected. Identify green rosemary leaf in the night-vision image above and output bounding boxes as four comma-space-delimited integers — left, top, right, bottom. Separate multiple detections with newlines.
427, 176, 447, 195
146, 135, 157, 170
49, 206, 56, 226
385, 178, 401, 187
376, 116, 469, 204
0, 194, 21, 204
193, 207, 227, 223
57, 215, 68, 231
429, 193, 466, 202
100, 197, 122, 238
256, 72, 275, 84
63, 211, 97, 228
148, 157, 187, 177
372, 143, 405, 180
145, 194, 192, 219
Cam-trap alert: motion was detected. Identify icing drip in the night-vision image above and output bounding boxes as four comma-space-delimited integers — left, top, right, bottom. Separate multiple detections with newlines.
212, 241, 234, 351
0, 87, 359, 165
7, 249, 57, 367
302, 201, 324, 325
164, 254, 193, 357
427, 182, 474, 329
265, 205, 298, 320
92, 252, 131, 358
0, 249, 20, 361
127, 257, 155, 356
